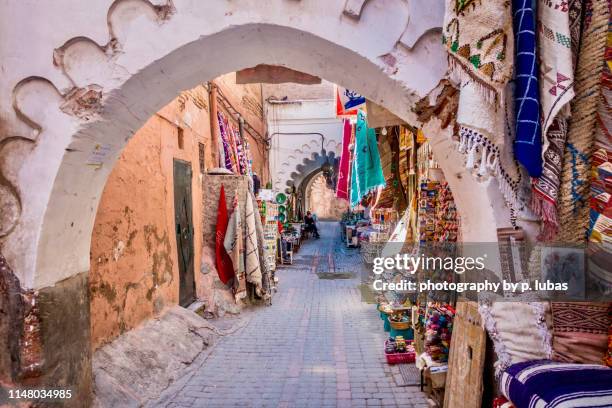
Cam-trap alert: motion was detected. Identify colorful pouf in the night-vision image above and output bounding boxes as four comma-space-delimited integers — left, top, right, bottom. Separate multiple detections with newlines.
424, 303, 455, 363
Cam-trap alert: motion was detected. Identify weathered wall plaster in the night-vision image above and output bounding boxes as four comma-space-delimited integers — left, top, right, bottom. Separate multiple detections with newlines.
89, 82, 264, 349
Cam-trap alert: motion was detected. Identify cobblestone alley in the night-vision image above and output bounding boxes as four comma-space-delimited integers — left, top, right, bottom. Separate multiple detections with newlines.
150, 222, 428, 408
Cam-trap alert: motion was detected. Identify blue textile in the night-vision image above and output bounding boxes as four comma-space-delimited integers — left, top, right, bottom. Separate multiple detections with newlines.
501, 359, 612, 408
513, 0, 543, 177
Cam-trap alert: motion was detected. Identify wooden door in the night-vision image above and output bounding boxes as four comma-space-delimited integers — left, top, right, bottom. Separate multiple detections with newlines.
173, 159, 195, 306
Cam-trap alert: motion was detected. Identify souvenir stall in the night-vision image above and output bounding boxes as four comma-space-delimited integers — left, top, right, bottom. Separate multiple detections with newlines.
258, 198, 278, 275
366, 129, 460, 405
340, 208, 368, 248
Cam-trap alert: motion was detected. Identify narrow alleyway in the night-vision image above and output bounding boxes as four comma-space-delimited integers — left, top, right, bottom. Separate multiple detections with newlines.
150, 222, 428, 408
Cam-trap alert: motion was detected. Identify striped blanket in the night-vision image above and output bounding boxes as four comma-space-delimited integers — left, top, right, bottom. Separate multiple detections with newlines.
501, 360, 612, 408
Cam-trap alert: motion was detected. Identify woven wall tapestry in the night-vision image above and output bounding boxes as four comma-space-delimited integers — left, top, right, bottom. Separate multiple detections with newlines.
558, 0, 610, 243
443, 0, 514, 104
532, 0, 583, 241
512, 0, 543, 178
589, 0, 612, 244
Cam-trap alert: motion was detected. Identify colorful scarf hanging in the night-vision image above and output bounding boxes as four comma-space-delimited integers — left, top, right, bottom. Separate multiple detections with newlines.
532, 0, 583, 241
443, 0, 514, 104
217, 112, 234, 172
224, 194, 246, 301
215, 185, 234, 285
350, 110, 386, 207
245, 194, 263, 296
558, 0, 610, 243
512, 0, 542, 177
336, 120, 351, 200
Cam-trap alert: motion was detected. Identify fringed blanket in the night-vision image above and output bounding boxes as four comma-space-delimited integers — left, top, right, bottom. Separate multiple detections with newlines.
224, 194, 246, 302
457, 81, 523, 210
512, 0, 543, 178
336, 120, 351, 200
558, 0, 611, 243
215, 185, 235, 285
443, 0, 514, 104
501, 359, 612, 408
532, 0, 582, 240
350, 110, 385, 207
245, 194, 263, 296
589, 1, 612, 244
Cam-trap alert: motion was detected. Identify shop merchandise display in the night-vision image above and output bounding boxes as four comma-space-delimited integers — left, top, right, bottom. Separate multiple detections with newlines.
424, 304, 455, 363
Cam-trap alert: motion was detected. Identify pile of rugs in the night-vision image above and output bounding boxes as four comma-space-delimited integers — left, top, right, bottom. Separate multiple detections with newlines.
479, 301, 612, 407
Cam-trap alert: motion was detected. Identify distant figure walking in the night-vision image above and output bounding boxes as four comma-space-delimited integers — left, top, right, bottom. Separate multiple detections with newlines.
304, 211, 320, 239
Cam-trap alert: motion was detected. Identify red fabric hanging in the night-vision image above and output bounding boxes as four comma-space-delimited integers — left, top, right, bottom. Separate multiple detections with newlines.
215, 185, 235, 284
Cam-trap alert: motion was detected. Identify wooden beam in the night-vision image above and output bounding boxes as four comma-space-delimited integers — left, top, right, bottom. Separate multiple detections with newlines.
236, 65, 321, 85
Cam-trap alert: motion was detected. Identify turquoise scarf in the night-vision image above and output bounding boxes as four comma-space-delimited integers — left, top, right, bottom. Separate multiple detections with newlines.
350, 110, 386, 207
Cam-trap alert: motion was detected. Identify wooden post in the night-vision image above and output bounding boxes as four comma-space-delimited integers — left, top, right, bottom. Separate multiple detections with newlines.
208, 82, 220, 167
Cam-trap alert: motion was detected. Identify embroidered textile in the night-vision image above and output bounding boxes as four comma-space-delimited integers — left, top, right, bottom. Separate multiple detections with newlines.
589, 1, 612, 243
532, 118, 568, 240
551, 302, 611, 364
479, 301, 552, 378
443, 0, 514, 103
350, 111, 386, 207
336, 120, 351, 200
533, 0, 581, 234
501, 359, 612, 408
538, 0, 581, 136
558, 0, 611, 242
512, 0, 543, 177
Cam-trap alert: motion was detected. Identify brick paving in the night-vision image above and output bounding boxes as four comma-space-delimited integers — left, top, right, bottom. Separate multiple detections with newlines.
153, 222, 428, 408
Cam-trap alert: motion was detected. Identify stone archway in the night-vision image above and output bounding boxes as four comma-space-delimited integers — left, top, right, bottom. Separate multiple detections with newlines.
305, 173, 347, 221
0, 0, 517, 401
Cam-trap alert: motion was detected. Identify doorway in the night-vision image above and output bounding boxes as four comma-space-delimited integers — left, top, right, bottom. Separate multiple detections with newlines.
173, 159, 195, 307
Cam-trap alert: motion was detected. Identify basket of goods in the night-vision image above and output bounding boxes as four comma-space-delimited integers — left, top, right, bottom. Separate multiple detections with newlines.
388, 313, 412, 330
377, 303, 394, 317
384, 336, 416, 364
